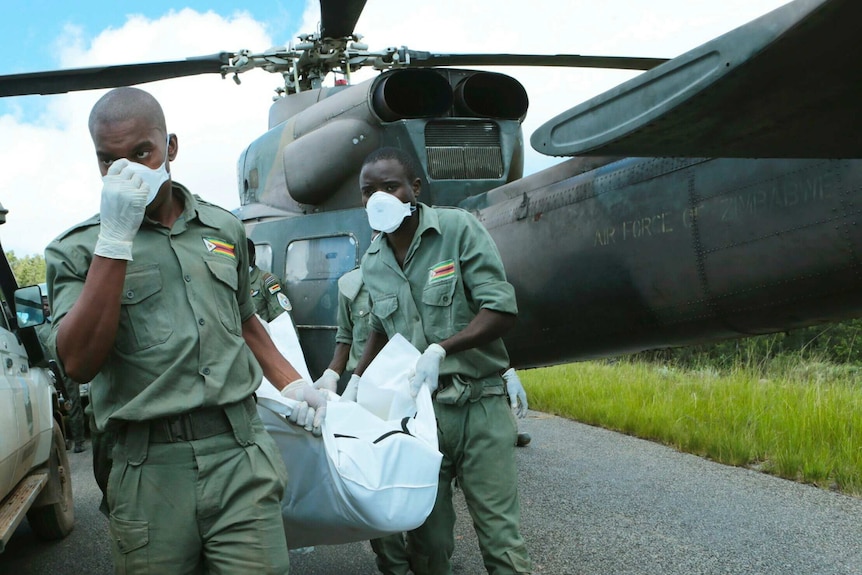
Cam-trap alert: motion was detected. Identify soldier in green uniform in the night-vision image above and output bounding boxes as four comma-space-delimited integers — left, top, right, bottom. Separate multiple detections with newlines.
352, 147, 532, 575
35, 294, 86, 453
317, 265, 413, 575
320, 264, 529, 574
317, 266, 371, 391
247, 238, 293, 323
45, 87, 327, 574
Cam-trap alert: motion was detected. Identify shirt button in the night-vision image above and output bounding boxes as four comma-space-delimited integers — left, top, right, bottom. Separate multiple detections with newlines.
198, 318, 205, 326
184, 275, 191, 282
126, 290, 134, 299
202, 367, 211, 375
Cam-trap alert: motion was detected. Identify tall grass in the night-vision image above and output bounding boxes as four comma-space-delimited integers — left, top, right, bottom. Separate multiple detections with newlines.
522, 356, 862, 496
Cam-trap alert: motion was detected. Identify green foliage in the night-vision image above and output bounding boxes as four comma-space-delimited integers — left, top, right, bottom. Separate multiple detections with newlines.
633, 318, 862, 371
6, 251, 46, 287
522, 357, 862, 497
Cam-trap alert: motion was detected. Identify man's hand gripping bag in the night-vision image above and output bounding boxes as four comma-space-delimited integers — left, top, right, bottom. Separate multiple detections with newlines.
256, 334, 442, 548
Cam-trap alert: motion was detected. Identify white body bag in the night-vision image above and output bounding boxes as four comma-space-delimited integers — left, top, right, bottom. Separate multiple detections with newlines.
256, 313, 442, 548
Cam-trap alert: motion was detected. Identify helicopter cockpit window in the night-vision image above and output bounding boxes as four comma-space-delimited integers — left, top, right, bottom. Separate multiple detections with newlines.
284, 236, 357, 282
254, 243, 273, 273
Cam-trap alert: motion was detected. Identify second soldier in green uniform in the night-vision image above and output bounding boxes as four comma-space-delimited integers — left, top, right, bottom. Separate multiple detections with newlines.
247, 237, 293, 323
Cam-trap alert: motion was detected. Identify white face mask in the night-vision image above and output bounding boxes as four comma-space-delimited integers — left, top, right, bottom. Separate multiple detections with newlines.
125, 133, 170, 205
366, 191, 415, 233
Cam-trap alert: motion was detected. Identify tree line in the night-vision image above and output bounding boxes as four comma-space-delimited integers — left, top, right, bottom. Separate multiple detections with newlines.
7, 251, 46, 287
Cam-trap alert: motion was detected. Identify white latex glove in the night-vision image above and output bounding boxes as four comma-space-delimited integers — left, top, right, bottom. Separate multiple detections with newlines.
311, 404, 326, 437
410, 343, 446, 397
287, 400, 313, 429
341, 373, 360, 402
313, 368, 340, 393
280, 379, 327, 436
94, 159, 149, 260
502, 368, 528, 418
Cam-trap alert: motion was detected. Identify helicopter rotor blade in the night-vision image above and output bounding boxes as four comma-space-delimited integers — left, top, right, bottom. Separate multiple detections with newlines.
0, 53, 231, 98
397, 51, 668, 71
320, 0, 368, 39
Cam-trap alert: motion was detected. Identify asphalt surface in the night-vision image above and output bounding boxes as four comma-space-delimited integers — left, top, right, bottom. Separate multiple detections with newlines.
2, 411, 861, 575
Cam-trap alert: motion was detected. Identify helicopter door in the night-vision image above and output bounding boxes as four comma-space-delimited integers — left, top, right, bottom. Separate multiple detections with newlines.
283, 234, 359, 378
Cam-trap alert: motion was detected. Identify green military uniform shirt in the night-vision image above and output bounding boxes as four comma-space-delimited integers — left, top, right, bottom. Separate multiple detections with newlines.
362, 203, 517, 381
249, 265, 292, 322
45, 183, 260, 431
335, 267, 372, 373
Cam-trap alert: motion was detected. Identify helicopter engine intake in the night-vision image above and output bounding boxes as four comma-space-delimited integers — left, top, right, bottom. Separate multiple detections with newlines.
453, 72, 529, 120
371, 69, 453, 122
370, 69, 529, 122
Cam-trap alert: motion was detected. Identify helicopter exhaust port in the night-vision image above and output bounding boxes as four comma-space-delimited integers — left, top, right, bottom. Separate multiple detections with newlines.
371, 70, 453, 122
453, 72, 529, 120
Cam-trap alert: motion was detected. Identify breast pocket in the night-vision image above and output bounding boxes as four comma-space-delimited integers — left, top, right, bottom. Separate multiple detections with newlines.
421, 279, 456, 341
371, 294, 399, 336
205, 259, 242, 335
350, 299, 372, 328
116, 265, 173, 354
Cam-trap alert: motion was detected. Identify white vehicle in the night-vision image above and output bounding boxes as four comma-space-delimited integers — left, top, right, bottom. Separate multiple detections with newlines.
0, 208, 74, 552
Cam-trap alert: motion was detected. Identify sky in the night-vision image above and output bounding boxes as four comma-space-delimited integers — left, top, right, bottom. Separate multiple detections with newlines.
0, 0, 790, 256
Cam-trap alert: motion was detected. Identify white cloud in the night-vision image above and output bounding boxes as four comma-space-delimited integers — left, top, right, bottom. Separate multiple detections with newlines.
1, 9, 280, 256
0, 0, 790, 256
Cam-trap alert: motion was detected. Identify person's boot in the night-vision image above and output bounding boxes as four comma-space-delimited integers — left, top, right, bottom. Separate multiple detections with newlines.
74, 440, 86, 453
516, 432, 531, 447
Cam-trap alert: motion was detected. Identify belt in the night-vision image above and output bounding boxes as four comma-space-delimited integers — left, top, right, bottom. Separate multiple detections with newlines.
147, 405, 234, 443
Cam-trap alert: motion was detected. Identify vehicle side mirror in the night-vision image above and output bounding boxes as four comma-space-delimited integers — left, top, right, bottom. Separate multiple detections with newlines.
14, 285, 46, 328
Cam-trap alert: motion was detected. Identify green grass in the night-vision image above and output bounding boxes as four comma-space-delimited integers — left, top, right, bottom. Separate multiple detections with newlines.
521, 358, 862, 497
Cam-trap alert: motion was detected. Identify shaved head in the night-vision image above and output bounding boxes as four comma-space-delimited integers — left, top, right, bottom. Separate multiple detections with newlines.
88, 87, 166, 138
87, 86, 177, 207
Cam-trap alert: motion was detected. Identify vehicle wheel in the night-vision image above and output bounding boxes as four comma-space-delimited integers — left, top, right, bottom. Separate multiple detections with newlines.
27, 424, 75, 539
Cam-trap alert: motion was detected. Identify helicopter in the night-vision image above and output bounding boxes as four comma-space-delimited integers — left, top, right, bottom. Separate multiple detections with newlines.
1, 0, 860, 378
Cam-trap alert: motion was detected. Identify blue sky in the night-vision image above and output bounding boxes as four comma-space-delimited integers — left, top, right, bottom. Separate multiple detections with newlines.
4, 0, 303, 72
1, 0, 305, 118
0, 0, 790, 255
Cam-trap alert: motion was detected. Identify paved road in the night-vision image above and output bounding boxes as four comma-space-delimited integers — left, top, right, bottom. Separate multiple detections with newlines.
2, 411, 861, 574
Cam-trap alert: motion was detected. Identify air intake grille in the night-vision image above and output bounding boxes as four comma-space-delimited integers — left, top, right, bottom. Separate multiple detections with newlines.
425, 121, 503, 179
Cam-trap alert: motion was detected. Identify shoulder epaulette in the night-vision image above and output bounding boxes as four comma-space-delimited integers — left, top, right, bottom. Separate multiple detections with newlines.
52, 214, 100, 242
337, 267, 363, 300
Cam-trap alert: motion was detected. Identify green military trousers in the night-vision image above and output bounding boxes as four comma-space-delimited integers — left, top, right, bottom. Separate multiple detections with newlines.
106, 413, 290, 575
370, 531, 411, 575
86, 403, 116, 517
407, 394, 532, 575
63, 379, 86, 446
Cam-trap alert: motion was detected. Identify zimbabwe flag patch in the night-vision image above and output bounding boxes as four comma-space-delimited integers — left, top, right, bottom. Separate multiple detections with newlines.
264, 273, 281, 294
203, 238, 236, 259
428, 259, 455, 283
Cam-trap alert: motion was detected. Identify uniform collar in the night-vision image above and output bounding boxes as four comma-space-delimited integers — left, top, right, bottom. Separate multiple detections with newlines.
171, 182, 222, 230
413, 203, 441, 238
53, 181, 221, 242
